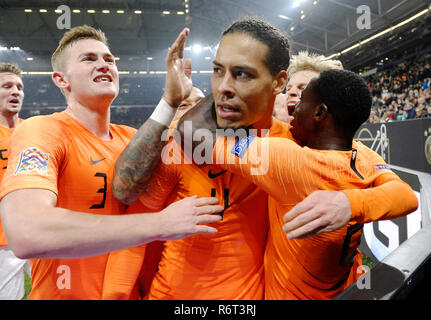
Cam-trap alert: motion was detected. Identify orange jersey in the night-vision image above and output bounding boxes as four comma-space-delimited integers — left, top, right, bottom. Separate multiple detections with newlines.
0, 112, 136, 300
0, 120, 22, 246
214, 134, 416, 299
134, 118, 291, 300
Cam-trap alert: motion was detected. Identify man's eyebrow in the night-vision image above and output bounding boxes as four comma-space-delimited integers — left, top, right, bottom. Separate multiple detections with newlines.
233, 65, 257, 73
78, 52, 114, 58
212, 60, 257, 72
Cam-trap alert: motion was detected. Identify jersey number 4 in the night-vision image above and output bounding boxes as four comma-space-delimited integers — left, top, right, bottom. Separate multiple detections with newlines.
211, 188, 229, 218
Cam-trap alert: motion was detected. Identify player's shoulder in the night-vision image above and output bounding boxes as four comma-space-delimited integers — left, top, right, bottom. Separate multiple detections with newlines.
353, 140, 391, 170
353, 140, 381, 157
110, 123, 137, 139
0, 124, 13, 137
269, 117, 292, 138
15, 112, 69, 132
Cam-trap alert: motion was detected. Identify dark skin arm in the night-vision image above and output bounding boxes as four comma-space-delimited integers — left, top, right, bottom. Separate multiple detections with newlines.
176, 93, 218, 156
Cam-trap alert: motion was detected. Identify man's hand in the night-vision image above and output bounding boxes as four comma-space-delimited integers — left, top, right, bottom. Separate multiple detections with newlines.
158, 195, 223, 241
282, 190, 352, 239
162, 27, 193, 107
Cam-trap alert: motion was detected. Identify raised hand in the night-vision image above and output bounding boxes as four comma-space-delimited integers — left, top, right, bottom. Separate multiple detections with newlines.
162, 28, 193, 108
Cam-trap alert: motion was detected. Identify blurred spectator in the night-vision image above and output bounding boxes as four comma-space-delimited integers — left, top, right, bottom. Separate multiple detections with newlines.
368, 109, 380, 123
404, 102, 416, 119
396, 109, 408, 121
364, 54, 431, 122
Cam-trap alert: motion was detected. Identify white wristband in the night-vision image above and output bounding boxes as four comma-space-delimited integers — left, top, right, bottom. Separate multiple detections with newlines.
149, 98, 177, 127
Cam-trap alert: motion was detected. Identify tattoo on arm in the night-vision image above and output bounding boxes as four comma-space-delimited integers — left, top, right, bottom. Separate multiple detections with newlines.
113, 119, 168, 204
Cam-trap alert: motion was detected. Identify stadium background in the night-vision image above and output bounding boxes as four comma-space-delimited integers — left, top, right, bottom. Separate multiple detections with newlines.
1, 0, 431, 300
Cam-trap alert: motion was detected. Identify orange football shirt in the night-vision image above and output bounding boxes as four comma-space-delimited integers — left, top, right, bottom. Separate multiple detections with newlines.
214, 134, 417, 299
147, 119, 291, 300
0, 112, 136, 300
0, 120, 22, 247
102, 117, 291, 300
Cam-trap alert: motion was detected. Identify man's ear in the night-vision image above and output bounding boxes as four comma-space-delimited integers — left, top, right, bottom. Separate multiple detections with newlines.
272, 70, 288, 95
314, 103, 328, 121
52, 71, 70, 92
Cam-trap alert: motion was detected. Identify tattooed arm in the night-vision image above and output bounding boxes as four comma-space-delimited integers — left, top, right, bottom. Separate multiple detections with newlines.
112, 28, 193, 205
113, 119, 169, 204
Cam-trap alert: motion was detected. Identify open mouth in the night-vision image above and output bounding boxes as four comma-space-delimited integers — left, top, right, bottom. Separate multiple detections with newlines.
8, 98, 20, 105
287, 101, 298, 114
219, 104, 240, 112
93, 75, 113, 83
217, 104, 241, 119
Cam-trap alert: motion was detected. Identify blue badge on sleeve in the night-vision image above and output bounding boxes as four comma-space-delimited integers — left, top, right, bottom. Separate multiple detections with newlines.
231, 136, 256, 158
374, 164, 390, 171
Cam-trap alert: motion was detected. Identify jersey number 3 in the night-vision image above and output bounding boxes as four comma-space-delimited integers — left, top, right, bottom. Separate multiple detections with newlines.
90, 172, 107, 209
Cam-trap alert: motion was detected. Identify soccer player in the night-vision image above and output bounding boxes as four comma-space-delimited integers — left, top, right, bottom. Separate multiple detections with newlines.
0, 26, 223, 300
110, 18, 415, 300
110, 17, 291, 300
285, 51, 343, 116
171, 85, 205, 124
275, 52, 341, 124
184, 69, 418, 299
0, 63, 30, 300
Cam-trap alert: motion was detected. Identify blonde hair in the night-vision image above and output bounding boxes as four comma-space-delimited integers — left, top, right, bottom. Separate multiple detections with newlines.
0, 63, 22, 78
51, 25, 108, 72
287, 51, 343, 78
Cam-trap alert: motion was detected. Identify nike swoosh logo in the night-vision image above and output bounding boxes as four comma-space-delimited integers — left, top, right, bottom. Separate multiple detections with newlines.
208, 169, 227, 179
90, 157, 106, 165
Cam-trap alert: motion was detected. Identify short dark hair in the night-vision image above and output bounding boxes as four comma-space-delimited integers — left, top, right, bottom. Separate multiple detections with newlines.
222, 17, 290, 76
314, 69, 372, 134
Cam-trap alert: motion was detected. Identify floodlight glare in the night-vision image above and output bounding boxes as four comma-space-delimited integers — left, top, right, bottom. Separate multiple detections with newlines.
193, 44, 202, 53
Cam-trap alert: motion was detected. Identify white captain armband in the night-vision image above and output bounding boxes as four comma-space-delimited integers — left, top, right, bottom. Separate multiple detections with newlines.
149, 98, 177, 127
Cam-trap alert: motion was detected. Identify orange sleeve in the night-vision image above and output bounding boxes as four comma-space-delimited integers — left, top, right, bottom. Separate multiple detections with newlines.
102, 245, 147, 300
103, 159, 175, 300
342, 142, 418, 223
213, 135, 303, 204
342, 172, 418, 223
0, 116, 66, 199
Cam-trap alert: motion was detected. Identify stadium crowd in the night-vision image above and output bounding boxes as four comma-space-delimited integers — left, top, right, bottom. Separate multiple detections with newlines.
365, 55, 431, 123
